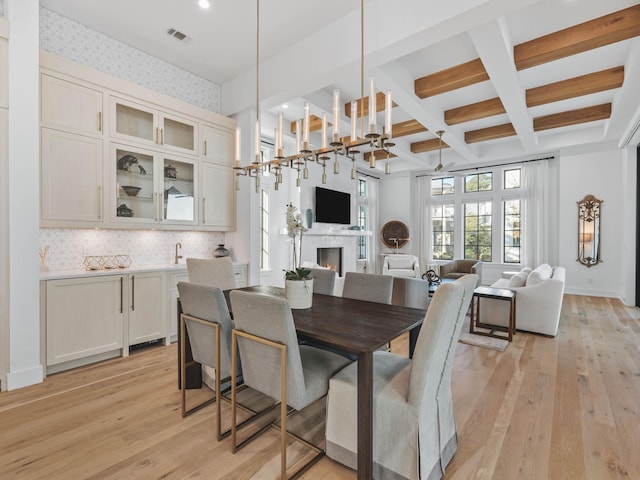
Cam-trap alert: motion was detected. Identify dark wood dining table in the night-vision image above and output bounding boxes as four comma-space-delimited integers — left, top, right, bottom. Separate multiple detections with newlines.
227, 285, 425, 480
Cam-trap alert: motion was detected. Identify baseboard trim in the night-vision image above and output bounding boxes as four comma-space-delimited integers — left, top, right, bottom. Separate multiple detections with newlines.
6, 364, 44, 391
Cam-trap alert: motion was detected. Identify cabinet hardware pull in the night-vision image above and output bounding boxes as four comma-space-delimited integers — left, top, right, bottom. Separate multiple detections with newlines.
98, 185, 102, 220
120, 277, 123, 313
204, 140, 207, 156
155, 127, 158, 144
131, 275, 135, 311
160, 128, 164, 145
98, 112, 102, 132
158, 192, 163, 222
202, 197, 206, 223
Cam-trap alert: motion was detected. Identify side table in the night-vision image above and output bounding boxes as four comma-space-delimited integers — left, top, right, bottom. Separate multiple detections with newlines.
470, 286, 517, 342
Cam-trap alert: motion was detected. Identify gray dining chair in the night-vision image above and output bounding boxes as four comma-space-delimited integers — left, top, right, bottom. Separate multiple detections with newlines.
177, 281, 236, 440
342, 272, 393, 304
186, 257, 236, 290
229, 289, 352, 480
308, 267, 337, 296
391, 276, 430, 310
325, 274, 477, 480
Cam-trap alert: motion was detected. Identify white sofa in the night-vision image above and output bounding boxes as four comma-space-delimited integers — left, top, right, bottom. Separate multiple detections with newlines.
480, 264, 565, 337
382, 254, 421, 278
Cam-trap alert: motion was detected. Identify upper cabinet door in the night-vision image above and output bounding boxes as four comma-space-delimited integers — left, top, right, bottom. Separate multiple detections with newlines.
41, 128, 103, 224
110, 96, 198, 156
41, 74, 103, 137
201, 123, 233, 166
160, 112, 198, 155
201, 162, 235, 230
110, 97, 157, 148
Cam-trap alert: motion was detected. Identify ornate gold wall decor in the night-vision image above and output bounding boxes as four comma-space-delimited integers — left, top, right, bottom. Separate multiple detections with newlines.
577, 194, 602, 267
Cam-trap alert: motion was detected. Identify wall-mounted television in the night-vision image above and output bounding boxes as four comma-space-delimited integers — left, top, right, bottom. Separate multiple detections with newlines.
315, 187, 351, 224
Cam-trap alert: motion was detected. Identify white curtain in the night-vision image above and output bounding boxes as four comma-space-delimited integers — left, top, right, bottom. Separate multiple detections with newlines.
522, 159, 549, 267
413, 175, 432, 274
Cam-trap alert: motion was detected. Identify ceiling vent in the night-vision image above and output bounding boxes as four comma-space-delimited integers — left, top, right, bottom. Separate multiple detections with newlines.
166, 28, 189, 41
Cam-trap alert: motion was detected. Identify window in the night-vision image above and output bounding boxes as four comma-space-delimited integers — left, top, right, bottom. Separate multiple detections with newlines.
358, 178, 367, 197
504, 169, 520, 189
259, 187, 269, 270
431, 177, 455, 196
464, 201, 492, 261
465, 172, 492, 192
357, 205, 367, 260
503, 199, 521, 263
429, 166, 521, 264
357, 176, 373, 262
432, 203, 454, 260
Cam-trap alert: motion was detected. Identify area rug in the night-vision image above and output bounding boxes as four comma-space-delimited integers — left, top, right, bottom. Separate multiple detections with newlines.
458, 318, 509, 352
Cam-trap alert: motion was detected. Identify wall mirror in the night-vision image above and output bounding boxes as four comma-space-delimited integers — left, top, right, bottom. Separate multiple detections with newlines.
577, 194, 602, 267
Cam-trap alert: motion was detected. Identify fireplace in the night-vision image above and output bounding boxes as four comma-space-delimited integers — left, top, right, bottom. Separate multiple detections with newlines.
317, 247, 343, 276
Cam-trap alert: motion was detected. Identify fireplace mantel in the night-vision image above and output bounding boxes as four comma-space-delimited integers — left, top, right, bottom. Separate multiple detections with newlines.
281, 227, 372, 237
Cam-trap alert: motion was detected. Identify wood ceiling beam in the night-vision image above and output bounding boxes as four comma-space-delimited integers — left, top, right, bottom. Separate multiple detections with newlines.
465, 123, 516, 144
445, 97, 506, 125
533, 103, 612, 131
526, 66, 624, 107
410, 137, 449, 154
514, 5, 640, 70
391, 119, 427, 138
290, 114, 330, 134
414, 58, 489, 99
344, 92, 396, 118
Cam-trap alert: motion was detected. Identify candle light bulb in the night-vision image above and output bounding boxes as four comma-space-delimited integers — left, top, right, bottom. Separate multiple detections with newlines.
234, 127, 241, 166
385, 91, 392, 139
351, 100, 358, 141
332, 89, 340, 143
321, 113, 328, 149
368, 77, 377, 136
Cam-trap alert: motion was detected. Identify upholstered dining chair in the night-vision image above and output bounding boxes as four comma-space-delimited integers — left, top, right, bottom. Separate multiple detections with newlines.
308, 267, 337, 296
176, 281, 236, 440
342, 272, 393, 304
325, 274, 477, 480
186, 257, 236, 290
229, 290, 352, 480
391, 276, 430, 310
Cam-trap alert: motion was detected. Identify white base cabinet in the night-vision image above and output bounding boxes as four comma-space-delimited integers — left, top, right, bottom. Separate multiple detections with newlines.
46, 275, 125, 367
127, 272, 165, 346
42, 264, 247, 374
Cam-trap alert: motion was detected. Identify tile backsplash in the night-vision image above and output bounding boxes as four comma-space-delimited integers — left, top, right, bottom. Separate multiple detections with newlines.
39, 228, 231, 271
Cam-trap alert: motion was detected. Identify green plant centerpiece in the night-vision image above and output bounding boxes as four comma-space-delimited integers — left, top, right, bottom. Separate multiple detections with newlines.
284, 203, 314, 308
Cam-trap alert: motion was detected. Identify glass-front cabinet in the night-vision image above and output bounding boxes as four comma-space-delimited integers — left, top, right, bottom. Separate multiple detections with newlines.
110, 97, 198, 155
112, 144, 197, 225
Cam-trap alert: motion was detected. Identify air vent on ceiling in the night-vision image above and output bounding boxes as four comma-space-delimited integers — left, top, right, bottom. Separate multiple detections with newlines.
166, 28, 188, 41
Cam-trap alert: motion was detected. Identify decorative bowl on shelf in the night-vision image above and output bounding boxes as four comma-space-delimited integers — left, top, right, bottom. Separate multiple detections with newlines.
122, 186, 141, 196
164, 164, 178, 179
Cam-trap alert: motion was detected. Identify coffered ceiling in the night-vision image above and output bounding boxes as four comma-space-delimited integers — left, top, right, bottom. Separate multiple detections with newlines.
39, 0, 640, 174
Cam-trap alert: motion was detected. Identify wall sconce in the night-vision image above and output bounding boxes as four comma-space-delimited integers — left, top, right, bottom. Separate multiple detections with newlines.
577, 194, 602, 267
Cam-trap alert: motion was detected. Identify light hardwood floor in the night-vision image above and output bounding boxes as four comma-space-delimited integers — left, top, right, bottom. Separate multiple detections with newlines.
1, 294, 638, 479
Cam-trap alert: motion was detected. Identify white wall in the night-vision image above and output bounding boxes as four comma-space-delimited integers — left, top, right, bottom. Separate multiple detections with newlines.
6, 0, 42, 390
558, 148, 630, 298
379, 174, 415, 256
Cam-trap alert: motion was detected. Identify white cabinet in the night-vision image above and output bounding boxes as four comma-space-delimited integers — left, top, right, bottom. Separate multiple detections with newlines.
0, 31, 8, 109
111, 143, 198, 226
127, 272, 164, 346
41, 128, 103, 224
201, 162, 235, 230
233, 263, 248, 287
39, 56, 237, 232
167, 270, 189, 342
46, 275, 125, 367
110, 96, 198, 156
201, 123, 234, 166
41, 74, 103, 137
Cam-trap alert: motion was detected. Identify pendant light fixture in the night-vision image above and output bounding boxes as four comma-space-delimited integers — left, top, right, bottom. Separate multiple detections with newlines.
234, 0, 394, 191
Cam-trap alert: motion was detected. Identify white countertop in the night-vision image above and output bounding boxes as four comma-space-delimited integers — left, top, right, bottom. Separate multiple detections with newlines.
40, 263, 189, 281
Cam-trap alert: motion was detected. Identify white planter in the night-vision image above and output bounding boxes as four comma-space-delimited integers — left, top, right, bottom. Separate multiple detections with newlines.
285, 278, 314, 309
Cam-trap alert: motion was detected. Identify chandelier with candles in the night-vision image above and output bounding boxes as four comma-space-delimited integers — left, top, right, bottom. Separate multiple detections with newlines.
233, 0, 394, 192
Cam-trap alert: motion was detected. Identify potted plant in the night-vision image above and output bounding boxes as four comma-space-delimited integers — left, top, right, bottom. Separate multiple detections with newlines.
284, 203, 314, 308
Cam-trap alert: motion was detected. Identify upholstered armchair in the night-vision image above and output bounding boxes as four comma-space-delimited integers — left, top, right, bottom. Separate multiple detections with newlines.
382, 254, 421, 278
439, 259, 482, 285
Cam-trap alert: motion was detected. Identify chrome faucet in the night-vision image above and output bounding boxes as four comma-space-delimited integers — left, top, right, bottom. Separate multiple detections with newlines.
175, 242, 183, 264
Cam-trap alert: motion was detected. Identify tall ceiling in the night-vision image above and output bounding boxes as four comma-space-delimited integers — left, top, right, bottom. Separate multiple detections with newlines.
39, 0, 640, 174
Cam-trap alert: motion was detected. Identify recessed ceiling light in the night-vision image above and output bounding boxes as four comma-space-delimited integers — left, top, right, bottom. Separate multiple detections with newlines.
198, 0, 210, 9
282, 104, 289, 109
